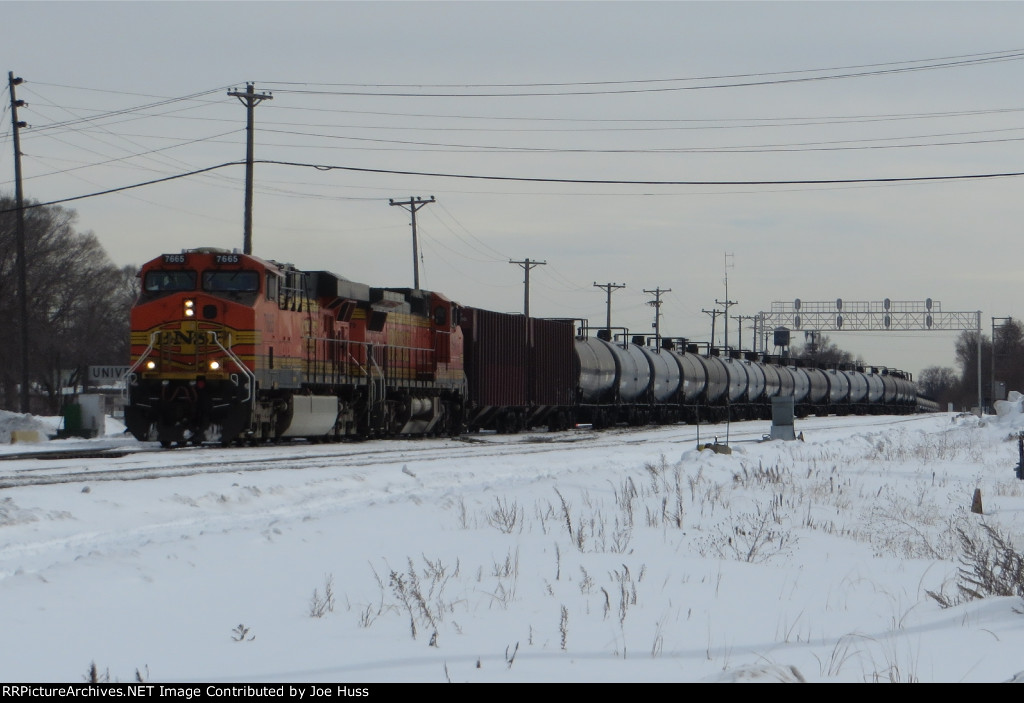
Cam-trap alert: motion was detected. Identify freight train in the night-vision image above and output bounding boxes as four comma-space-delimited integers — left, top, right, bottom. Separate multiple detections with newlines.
125, 248, 925, 446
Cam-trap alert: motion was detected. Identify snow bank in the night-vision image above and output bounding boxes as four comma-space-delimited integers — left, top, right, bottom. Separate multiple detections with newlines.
994, 390, 1024, 422
0, 410, 54, 443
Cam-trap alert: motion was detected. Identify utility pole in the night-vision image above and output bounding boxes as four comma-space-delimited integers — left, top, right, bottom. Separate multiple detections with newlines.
593, 282, 626, 334
510, 258, 546, 318
702, 307, 723, 349
644, 286, 671, 349
977, 312, 984, 414
716, 295, 737, 351
716, 253, 736, 352
732, 314, 757, 352
227, 83, 272, 255
9, 72, 28, 413
389, 196, 435, 290
804, 330, 819, 359
992, 316, 1012, 404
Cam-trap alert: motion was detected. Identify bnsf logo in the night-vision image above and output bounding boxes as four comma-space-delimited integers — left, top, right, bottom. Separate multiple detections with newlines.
159, 330, 214, 346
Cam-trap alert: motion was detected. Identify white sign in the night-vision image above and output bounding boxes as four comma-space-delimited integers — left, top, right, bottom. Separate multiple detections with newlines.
88, 366, 130, 384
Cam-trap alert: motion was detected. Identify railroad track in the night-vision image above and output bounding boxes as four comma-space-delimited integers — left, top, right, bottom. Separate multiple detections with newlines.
0, 414, 937, 490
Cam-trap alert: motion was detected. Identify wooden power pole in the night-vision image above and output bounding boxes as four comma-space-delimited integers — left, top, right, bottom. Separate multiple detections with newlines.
389, 196, 435, 290
510, 258, 546, 318
9, 72, 29, 412
227, 83, 272, 255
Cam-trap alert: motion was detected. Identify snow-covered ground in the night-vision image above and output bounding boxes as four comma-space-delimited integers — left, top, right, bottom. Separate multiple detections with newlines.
2, 408, 1024, 683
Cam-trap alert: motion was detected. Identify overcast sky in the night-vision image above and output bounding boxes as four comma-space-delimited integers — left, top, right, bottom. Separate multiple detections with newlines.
3, 1, 1024, 379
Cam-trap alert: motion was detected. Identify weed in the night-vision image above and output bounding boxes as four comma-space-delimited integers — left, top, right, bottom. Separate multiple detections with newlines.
559, 605, 569, 650
578, 566, 593, 595
928, 520, 1024, 607
697, 501, 795, 563
382, 555, 458, 640
309, 573, 336, 618
554, 488, 574, 543
84, 662, 110, 683
814, 633, 864, 677
487, 497, 522, 534
231, 624, 255, 642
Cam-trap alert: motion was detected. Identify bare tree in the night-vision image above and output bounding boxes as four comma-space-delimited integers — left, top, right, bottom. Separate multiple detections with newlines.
993, 318, 1024, 396
917, 366, 958, 406
791, 333, 859, 367
0, 196, 137, 412
953, 329, 991, 410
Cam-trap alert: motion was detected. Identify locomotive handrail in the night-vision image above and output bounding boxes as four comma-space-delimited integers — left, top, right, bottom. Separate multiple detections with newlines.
125, 331, 159, 378
305, 335, 435, 355
347, 352, 370, 379
369, 351, 385, 410
123, 331, 160, 403
208, 331, 254, 404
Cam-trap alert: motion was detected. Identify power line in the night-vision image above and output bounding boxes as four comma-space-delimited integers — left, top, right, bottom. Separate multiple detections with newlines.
251, 125, 1024, 155
23, 86, 232, 133
7, 157, 1024, 214
0, 161, 243, 211
253, 158, 1024, 186
258, 49, 1024, 97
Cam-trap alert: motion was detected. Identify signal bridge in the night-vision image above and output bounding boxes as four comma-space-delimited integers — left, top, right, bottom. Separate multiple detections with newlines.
758, 298, 981, 332
757, 298, 983, 412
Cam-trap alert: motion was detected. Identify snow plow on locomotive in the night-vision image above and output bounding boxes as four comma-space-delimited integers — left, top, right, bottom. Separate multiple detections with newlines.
126, 248, 924, 446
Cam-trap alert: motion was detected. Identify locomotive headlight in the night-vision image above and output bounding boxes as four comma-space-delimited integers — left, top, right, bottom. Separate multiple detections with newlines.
209, 360, 221, 371
145, 360, 157, 370
184, 299, 195, 317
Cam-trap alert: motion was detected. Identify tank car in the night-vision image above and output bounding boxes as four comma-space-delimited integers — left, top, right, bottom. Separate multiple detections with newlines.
125, 248, 466, 446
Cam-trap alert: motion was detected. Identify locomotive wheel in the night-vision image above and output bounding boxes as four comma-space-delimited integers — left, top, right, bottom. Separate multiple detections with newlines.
550, 410, 567, 432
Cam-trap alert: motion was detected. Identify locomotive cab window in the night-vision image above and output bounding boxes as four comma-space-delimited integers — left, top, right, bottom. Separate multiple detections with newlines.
144, 270, 197, 293
434, 305, 448, 327
202, 270, 259, 293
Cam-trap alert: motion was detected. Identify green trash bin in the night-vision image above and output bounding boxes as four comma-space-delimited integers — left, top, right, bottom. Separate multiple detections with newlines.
59, 402, 85, 438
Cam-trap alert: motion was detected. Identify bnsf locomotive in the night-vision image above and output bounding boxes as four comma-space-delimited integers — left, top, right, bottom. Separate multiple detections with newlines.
125, 248, 923, 446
